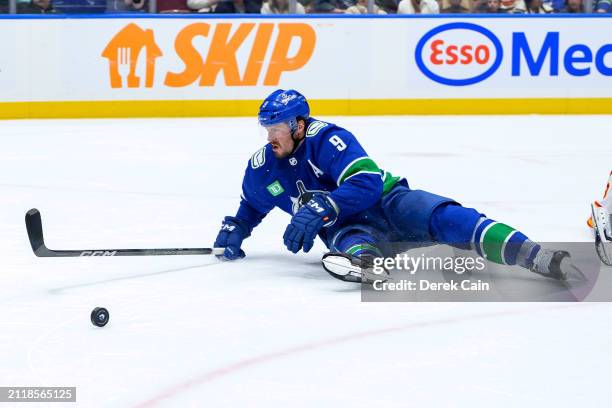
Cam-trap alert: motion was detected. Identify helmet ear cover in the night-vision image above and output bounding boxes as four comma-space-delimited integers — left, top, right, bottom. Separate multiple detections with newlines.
287, 116, 307, 155
288, 116, 307, 135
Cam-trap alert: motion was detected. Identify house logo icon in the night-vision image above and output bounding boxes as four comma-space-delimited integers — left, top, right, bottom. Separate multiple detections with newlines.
101, 23, 163, 88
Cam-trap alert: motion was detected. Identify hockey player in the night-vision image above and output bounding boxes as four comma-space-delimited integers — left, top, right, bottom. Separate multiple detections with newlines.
588, 171, 612, 265
213, 89, 577, 283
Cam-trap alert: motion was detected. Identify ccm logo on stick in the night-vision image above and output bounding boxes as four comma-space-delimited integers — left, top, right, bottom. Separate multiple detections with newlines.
415, 22, 503, 86
80, 251, 117, 256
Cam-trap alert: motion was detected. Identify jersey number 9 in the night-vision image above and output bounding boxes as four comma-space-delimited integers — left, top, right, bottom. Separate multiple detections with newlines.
329, 135, 347, 151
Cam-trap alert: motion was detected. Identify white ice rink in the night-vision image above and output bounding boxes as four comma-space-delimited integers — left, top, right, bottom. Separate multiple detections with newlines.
1, 115, 611, 407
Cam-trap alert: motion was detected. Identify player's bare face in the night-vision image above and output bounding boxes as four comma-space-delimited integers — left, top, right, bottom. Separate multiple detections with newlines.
265, 123, 294, 159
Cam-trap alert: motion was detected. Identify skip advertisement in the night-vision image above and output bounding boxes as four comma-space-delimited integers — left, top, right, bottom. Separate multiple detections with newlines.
0, 16, 611, 118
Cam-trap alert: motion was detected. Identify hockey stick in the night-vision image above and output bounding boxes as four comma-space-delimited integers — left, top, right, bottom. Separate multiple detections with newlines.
25, 208, 224, 258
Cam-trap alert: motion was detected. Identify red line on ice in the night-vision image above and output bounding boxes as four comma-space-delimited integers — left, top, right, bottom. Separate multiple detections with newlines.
134, 303, 593, 408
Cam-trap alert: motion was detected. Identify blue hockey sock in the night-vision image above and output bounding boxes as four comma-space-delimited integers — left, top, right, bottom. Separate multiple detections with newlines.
335, 231, 383, 258
431, 204, 540, 267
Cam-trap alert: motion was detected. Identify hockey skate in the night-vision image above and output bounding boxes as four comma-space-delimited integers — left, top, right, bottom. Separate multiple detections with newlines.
591, 203, 612, 266
322, 252, 389, 284
529, 249, 585, 281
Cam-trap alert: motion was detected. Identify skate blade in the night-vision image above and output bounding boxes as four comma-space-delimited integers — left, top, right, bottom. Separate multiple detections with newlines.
322, 253, 388, 283
322, 255, 356, 276
595, 239, 612, 267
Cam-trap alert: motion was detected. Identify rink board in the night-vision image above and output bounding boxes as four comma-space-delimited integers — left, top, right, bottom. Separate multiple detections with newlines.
1, 15, 612, 118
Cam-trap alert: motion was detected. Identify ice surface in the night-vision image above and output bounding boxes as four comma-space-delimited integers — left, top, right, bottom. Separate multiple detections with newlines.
0, 116, 611, 407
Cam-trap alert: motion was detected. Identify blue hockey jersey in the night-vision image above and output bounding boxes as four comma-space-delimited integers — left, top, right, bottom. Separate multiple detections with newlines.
235, 118, 401, 246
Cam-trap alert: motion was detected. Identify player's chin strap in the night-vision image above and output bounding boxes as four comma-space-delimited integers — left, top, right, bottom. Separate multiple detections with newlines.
289, 133, 304, 156
287, 135, 301, 156
288, 118, 305, 156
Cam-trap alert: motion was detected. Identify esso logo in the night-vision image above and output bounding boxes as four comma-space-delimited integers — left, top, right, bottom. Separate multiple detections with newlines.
415, 23, 503, 86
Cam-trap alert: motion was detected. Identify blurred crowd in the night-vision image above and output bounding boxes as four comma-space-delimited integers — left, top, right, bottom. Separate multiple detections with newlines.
0, 0, 610, 14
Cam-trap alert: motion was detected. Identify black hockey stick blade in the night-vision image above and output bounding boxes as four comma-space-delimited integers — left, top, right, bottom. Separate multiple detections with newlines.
25, 208, 48, 256
25, 208, 224, 258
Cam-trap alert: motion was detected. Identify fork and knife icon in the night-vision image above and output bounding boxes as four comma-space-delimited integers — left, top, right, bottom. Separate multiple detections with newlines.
116, 47, 134, 87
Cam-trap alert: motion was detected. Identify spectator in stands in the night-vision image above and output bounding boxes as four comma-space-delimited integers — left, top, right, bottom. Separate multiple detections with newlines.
261, 0, 305, 12
375, 0, 398, 12
596, 0, 611, 11
524, 0, 553, 12
470, 0, 488, 11
397, 0, 439, 13
299, 0, 312, 9
107, 0, 148, 11
211, 0, 261, 11
442, 0, 469, 12
479, 0, 501, 10
309, 0, 350, 12
483, 0, 501, 11
559, 0, 582, 12
308, 0, 336, 11
499, 0, 525, 12
157, 0, 191, 11
539, 0, 562, 11
0, 0, 8, 13
18, 0, 56, 12
397, 0, 417, 12
188, 0, 220, 10
346, 0, 388, 12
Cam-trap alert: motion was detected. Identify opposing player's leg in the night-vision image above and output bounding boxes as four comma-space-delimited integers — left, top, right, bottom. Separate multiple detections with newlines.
322, 225, 388, 283
586, 171, 612, 265
591, 203, 612, 266
587, 170, 611, 229
382, 182, 578, 280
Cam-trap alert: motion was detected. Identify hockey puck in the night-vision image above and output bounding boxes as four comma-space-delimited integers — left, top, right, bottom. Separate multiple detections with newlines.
91, 307, 109, 327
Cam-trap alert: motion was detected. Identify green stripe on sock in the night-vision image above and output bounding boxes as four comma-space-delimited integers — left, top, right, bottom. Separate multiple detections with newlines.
482, 223, 516, 264
346, 243, 382, 257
